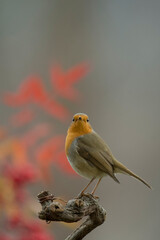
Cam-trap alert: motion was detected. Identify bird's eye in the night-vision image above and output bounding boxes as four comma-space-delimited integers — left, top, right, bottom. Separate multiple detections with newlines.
79, 117, 82, 120
87, 119, 89, 122
72, 118, 75, 122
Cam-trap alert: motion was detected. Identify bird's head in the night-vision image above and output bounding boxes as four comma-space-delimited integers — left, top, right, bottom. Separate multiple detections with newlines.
68, 113, 92, 135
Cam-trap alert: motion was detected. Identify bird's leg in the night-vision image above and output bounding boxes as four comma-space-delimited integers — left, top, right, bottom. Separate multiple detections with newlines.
91, 177, 102, 196
77, 177, 95, 198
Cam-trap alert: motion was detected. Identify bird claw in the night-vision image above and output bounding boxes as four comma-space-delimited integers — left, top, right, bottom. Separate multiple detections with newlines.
91, 195, 99, 200
76, 192, 91, 199
76, 192, 99, 200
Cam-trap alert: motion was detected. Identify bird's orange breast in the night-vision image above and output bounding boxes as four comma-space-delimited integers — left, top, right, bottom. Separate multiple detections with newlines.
65, 132, 79, 155
65, 127, 92, 155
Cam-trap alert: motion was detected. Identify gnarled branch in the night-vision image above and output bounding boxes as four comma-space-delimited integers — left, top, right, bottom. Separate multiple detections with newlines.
37, 191, 106, 240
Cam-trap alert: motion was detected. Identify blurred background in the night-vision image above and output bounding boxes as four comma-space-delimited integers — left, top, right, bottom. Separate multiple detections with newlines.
0, 0, 160, 239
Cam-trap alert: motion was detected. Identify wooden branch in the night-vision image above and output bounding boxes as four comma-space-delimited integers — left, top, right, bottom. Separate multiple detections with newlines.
37, 191, 106, 240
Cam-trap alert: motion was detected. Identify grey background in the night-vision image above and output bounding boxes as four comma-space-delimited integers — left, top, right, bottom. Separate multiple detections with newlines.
1, 0, 160, 239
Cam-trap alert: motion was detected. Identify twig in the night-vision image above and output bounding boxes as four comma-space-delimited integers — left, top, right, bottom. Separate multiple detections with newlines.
37, 191, 106, 240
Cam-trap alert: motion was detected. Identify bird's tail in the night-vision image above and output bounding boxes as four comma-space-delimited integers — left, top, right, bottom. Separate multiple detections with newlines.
114, 160, 151, 189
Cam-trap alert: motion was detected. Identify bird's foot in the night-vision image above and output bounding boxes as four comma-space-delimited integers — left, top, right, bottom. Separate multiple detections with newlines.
76, 192, 99, 201
91, 194, 99, 200
76, 192, 92, 199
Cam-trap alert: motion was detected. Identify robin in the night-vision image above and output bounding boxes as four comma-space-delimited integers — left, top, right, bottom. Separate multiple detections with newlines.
65, 113, 151, 196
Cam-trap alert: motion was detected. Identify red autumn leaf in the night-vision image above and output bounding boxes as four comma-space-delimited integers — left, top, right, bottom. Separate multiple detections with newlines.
67, 63, 90, 84
50, 63, 90, 100
10, 109, 35, 127
40, 98, 69, 121
35, 135, 64, 163
4, 163, 37, 187
3, 76, 69, 121
20, 124, 51, 148
35, 136, 65, 181
3, 76, 47, 105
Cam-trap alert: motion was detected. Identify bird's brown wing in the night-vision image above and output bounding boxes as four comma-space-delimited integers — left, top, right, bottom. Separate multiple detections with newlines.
76, 132, 120, 183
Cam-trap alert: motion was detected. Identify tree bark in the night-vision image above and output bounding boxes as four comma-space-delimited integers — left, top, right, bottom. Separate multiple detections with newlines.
37, 191, 106, 240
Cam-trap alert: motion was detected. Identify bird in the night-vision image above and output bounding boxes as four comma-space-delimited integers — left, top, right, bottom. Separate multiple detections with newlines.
65, 113, 151, 196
